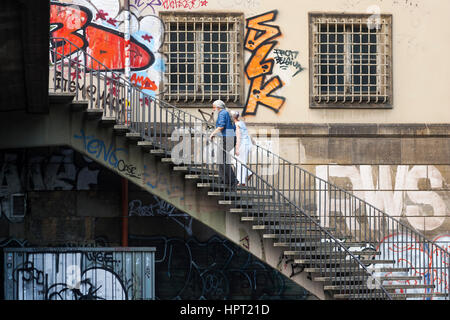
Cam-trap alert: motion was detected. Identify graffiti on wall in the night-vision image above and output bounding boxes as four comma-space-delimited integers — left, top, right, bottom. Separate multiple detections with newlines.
243, 10, 285, 116
273, 49, 304, 77
50, 2, 153, 72
143, 164, 184, 202
129, 235, 310, 300
315, 165, 450, 232
5, 250, 153, 300
0, 148, 102, 223
0, 149, 100, 194
50, 0, 165, 95
73, 129, 143, 180
126, 0, 209, 14
375, 234, 449, 300
129, 196, 193, 235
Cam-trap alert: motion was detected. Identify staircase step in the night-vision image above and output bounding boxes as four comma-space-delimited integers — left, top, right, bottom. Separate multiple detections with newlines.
219, 200, 292, 206
137, 140, 155, 150
334, 292, 448, 300
268, 240, 372, 248
241, 217, 317, 223
282, 250, 380, 257
150, 149, 170, 156
198, 183, 257, 191
100, 117, 116, 126
304, 267, 410, 274
383, 284, 435, 290
174, 167, 220, 175
324, 284, 435, 291
263, 233, 329, 239
126, 132, 143, 141
70, 100, 89, 111
113, 125, 130, 135
49, 92, 75, 104
208, 192, 273, 199
294, 259, 395, 265
314, 275, 423, 282
230, 208, 310, 214
254, 223, 332, 231
85, 108, 104, 119
390, 293, 449, 300
186, 174, 220, 180
263, 233, 349, 240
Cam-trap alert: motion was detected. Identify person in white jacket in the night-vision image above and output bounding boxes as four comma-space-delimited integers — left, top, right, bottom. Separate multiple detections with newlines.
232, 111, 254, 186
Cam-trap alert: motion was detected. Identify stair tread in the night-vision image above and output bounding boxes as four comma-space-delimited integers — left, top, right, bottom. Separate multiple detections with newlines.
269, 240, 373, 247
70, 100, 89, 111
282, 250, 380, 256
230, 208, 309, 213
199, 183, 257, 190
209, 192, 273, 198
242, 217, 318, 223
137, 140, 154, 147
49, 92, 76, 104
325, 284, 435, 291
314, 276, 423, 282
186, 174, 220, 179
294, 259, 395, 265
390, 293, 448, 299
114, 125, 130, 130
335, 292, 448, 299
304, 267, 410, 273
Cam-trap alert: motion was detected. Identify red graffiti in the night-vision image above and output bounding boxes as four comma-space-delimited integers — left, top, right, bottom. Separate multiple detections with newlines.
142, 34, 153, 43
50, 3, 154, 72
130, 73, 157, 91
376, 233, 449, 299
243, 11, 285, 116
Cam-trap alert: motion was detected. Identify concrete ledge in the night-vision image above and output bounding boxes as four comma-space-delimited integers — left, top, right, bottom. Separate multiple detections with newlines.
246, 123, 450, 138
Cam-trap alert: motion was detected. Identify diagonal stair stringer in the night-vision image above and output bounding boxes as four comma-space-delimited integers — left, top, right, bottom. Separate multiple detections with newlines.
0, 95, 328, 300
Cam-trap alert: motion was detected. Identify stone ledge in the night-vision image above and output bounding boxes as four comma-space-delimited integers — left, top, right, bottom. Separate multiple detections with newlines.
246, 123, 450, 138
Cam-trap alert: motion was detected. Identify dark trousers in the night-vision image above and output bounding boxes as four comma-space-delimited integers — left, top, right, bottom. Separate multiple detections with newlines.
218, 136, 237, 186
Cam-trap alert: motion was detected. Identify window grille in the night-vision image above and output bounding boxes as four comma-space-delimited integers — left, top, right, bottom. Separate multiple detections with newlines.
309, 14, 392, 107
161, 13, 244, 105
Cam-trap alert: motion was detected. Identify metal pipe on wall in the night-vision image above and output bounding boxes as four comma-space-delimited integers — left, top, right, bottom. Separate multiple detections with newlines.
122, 178, 129, 247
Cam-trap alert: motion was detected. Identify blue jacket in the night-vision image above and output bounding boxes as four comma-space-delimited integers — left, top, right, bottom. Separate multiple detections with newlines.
215, 109, 235, 137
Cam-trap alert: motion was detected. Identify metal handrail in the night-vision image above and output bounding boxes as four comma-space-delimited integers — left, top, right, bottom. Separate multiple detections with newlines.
253, 142, 449, 252
49, 36, 449, 300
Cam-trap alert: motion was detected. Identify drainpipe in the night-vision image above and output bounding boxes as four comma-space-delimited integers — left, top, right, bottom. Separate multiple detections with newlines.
121, 178, 129, 247
122, 0, 131, 247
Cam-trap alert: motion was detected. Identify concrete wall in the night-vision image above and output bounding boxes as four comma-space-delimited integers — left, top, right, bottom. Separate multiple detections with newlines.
50, 0, 450, 124
0, 147, 311, 300
256, 123, 450, 251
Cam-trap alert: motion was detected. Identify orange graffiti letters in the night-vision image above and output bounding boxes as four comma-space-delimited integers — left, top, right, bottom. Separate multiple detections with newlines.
243, 11, 285, 116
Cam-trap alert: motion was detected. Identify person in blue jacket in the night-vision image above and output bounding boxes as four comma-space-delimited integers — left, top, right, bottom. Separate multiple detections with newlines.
209, 100, 237, 187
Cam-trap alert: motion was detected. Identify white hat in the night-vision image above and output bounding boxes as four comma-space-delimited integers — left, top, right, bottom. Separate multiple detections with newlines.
213, 100, 226, 109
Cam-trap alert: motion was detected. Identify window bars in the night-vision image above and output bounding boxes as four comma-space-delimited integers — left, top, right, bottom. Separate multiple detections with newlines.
310, 14, 392, 107
161, 13, 243, 105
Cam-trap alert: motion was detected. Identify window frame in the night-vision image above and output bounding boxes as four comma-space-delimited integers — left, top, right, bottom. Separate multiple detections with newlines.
160, 11, 245, 108
308, 12, 393, 109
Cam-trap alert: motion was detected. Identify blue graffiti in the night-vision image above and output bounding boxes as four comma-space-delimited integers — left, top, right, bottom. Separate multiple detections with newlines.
74, 129, 127, 168
129, 235, 310, 300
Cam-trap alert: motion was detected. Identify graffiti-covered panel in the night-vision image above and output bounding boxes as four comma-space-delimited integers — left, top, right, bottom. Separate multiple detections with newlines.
3, 248, 155, 300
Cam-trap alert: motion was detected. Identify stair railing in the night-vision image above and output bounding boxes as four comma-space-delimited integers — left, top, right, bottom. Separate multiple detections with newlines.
49, 36, 448, 299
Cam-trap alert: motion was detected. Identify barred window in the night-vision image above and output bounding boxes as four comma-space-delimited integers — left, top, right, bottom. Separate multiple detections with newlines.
309, 14, 392, 108
161, 13, 244, 105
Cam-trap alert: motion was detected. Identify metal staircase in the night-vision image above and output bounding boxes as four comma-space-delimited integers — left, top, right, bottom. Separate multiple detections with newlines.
48, 37, 449, 300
